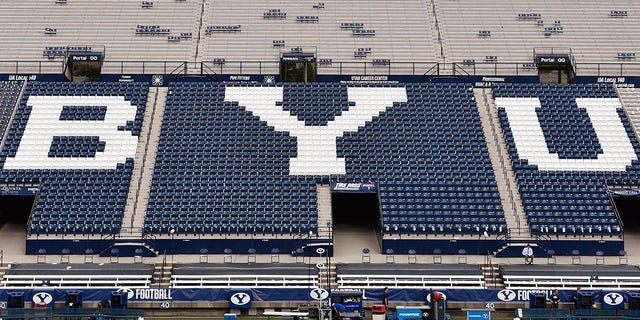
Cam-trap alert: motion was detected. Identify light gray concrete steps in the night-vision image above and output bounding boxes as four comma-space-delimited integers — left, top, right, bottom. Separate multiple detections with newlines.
616, 87, 640, 148
120, 87, 168, 239
316, 184, 333, 239
474, 88, 529, 238
122, 88, 158, 236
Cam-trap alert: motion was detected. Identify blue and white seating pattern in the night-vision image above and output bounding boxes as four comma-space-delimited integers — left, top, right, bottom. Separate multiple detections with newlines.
0, 82, 149, 235
493, 83, 640, 235
145, 83, 505, 236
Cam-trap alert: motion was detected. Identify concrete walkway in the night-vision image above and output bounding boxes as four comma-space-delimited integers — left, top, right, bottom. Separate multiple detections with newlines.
1, 223, 636, 268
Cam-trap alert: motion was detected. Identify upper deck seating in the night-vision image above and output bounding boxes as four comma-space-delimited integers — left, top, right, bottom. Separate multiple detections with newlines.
0, 0, 198, 62
436, 0, 640, 69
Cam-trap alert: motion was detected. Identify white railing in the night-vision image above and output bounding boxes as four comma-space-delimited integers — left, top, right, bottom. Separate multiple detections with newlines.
504, 275, 640, 290
337, 274, 485, 289
171, 274, 319, 288
2, 274, 152, 288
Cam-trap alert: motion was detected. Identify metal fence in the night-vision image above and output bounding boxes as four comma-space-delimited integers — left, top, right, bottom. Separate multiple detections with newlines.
1, 59, 639, 78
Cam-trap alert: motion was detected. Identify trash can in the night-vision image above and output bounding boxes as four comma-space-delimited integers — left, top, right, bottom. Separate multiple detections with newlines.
372, 304, 387, 320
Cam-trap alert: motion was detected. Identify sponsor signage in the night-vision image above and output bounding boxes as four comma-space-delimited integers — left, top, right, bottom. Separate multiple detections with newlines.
330, 181, 377, 193
0, 288, 628, 304
0, 186, 39, 196
573, 76, 640, 88
467, 310, 490, 320
608, 188, 640, 197
281, 52, 315, 62
68, 53, 103, 62
1, 74, 66, 81
396, 307, 428, 320
536, 54, 570, 65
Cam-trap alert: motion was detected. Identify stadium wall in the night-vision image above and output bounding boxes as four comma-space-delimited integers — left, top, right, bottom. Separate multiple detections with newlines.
0, 288, 634, 306
382, 239, 624, 257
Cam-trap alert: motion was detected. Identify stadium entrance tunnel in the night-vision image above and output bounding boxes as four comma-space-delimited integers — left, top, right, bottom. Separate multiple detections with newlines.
612, 195, 640, 230
331, 189, 381, 251
331, 192, 380, 225
535, 51, 575, 84
0, 194, 35, 228
64, 53, 103, 82
280, 52, 316, 82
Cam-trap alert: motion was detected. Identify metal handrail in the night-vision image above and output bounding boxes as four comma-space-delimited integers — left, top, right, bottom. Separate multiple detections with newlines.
605, 181, 625, 238
481, 88, 523, 231
0, 59, 640, 76
130, 87, 160, 231
614, 84, 640, 151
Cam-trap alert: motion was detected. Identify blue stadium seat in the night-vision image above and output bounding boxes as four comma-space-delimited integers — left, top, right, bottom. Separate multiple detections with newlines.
0, 82, 149, 235
145, 83, 506, 236
493, 83, 638, 236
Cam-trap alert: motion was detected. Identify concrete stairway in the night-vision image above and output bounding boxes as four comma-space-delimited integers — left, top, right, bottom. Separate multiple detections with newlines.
153, 263, 172, 288
120, 87, 168, 238
474, 88, 529, 238
0, 266, 6, 286
318, 262, 338, 290
426, 0, 445, 63
0, 80, 26, 153
616, 86, 640, 148
482, 264, 504, 289
193, 0, 207, 62
316, 184, 333, 239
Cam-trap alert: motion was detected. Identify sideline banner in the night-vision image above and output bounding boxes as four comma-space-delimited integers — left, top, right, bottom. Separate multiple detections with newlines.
0, 288, 631, 305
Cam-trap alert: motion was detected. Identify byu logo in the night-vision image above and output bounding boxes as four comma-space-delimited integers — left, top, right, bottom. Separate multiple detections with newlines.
117, 287, 135, 300
604, 292, 624, 305
230, 292, 251, 306
4, 96, 139, 170
225, 86, 407, 175
495, 97, 637, 171
32, 292, 53, 304
310, 288, 329, 300
497, 289, 516, 302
